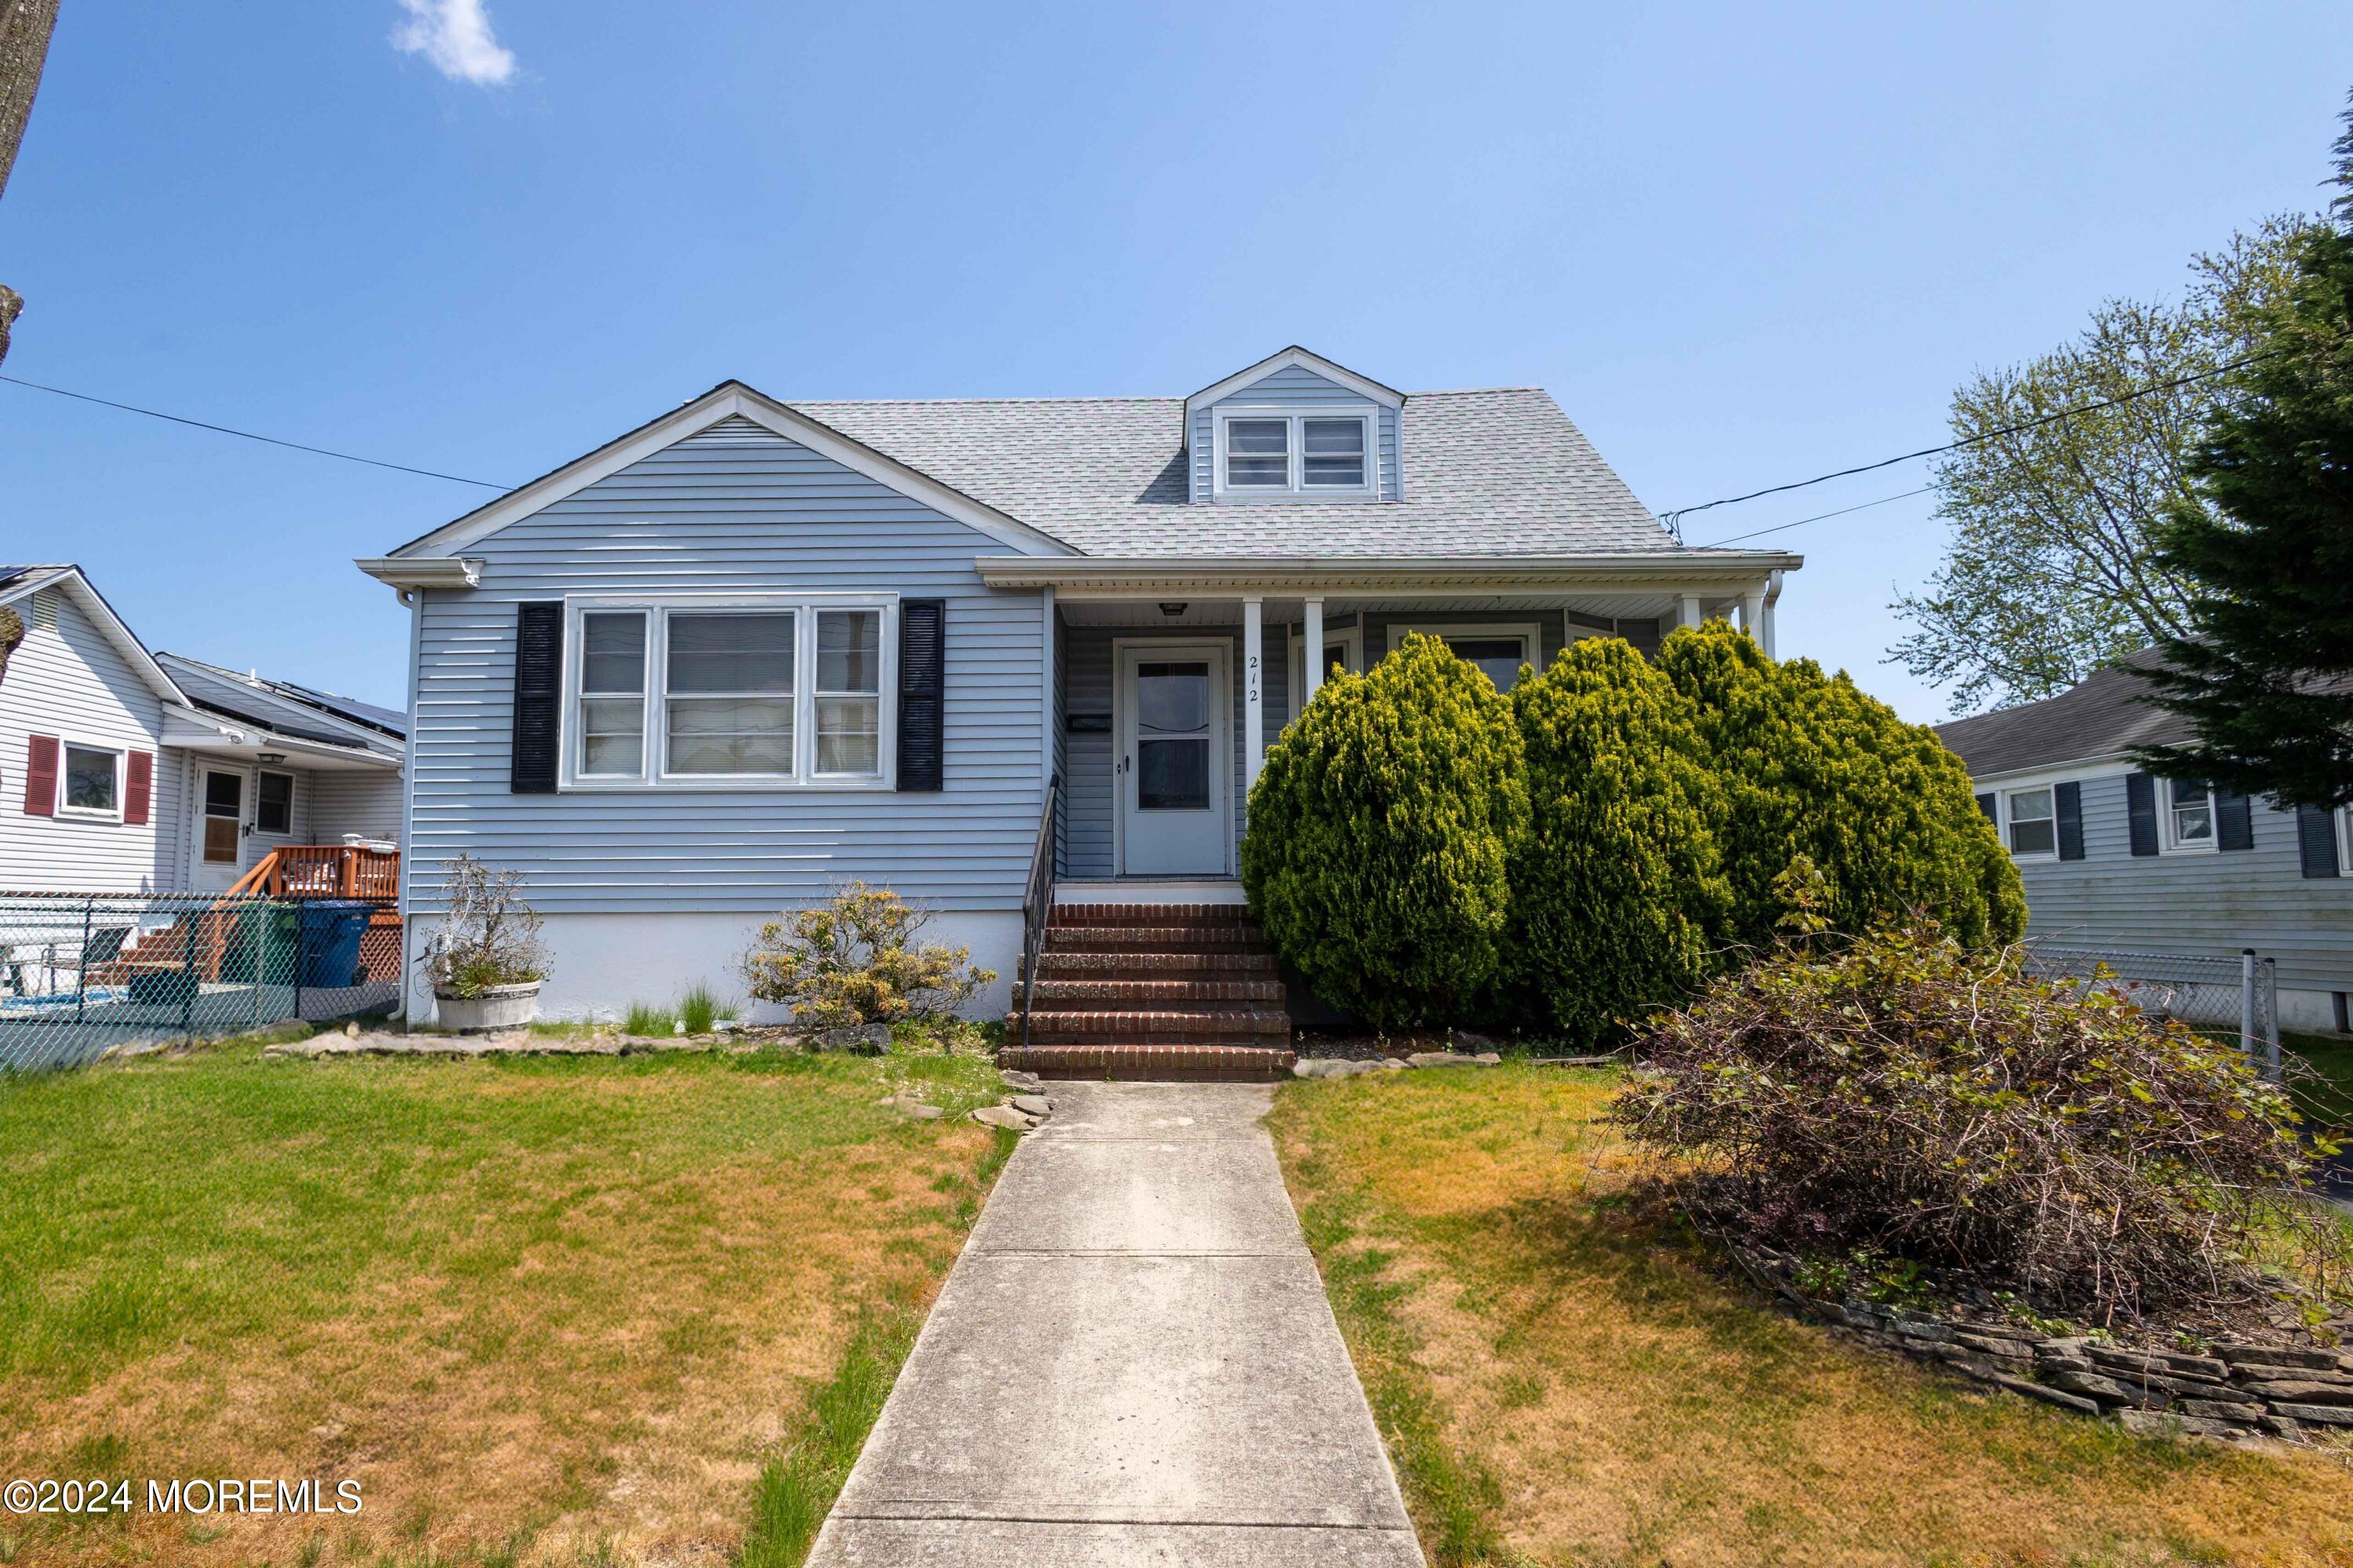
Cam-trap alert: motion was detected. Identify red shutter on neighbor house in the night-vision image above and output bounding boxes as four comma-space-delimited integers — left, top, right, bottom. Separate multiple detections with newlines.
23, 734, 58, 815
124, 749, 154, 825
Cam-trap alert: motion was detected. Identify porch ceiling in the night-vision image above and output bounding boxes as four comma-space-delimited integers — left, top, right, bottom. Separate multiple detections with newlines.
1053, 591, 1700, 628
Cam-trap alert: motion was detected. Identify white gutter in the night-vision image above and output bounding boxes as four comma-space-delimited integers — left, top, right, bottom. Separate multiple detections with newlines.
973, 551, 1803, 595
355, 556, 483, 591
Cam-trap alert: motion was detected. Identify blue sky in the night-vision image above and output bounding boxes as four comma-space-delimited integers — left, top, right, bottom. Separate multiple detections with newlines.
2, 2, 2343, 717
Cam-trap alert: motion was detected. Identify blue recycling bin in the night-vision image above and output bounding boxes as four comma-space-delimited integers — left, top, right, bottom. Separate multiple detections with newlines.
294, 901, 374, 988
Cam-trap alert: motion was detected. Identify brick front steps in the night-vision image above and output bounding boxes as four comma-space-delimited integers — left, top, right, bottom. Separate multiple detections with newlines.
1002, 901, 1295, 1082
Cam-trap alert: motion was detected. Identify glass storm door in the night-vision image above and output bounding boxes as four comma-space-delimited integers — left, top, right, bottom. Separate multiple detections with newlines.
1118, 644, 1229, 876
194, 767, 246, 891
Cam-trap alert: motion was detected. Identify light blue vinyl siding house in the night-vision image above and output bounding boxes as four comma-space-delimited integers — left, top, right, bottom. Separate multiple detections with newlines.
362, 347, 1803, 1023
1937, 649, 2353, 1036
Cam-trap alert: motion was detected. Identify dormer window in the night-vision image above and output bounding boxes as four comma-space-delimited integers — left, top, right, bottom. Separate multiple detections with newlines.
1215, 409, 1375, 496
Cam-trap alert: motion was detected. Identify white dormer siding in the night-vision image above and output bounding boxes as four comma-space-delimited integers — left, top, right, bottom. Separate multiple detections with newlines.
1190, 364, 1402, 504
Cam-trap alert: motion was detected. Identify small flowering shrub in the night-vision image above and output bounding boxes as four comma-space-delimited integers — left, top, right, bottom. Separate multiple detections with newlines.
1612, 923, 2342, 1323
740, 882, 995, 1029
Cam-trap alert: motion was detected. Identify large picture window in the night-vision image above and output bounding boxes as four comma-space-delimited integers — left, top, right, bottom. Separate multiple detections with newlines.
565, 597, 895, 788
1390, 623, 1541, 693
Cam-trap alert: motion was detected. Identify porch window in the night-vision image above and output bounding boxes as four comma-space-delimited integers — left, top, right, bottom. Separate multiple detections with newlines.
256, 769, 295, 835
2004, 787, 2055, 857
1392, 624, 1540, 692
666, 611, 795, 775
60, 743, 120, 816
563, 597, 896, 788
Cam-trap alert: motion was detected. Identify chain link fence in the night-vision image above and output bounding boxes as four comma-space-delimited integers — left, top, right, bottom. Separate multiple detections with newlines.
2022, 942, 2282, 1076
0, 892, 399, 1072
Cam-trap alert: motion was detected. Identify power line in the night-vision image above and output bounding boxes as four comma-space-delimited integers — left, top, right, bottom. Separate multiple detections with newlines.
0, 373, 515, 489
1690, 485, 1935, 549
1662, 347, 2271, 537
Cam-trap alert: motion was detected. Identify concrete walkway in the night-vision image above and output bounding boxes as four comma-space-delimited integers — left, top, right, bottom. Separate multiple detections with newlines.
808, 1082, 1425, 1567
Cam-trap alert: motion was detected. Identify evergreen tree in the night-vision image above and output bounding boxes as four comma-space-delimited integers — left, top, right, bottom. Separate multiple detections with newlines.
2140, 94, 2353, 809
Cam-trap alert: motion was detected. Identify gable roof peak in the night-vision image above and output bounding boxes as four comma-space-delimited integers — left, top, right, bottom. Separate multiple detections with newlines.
1184, 346, 1406, 412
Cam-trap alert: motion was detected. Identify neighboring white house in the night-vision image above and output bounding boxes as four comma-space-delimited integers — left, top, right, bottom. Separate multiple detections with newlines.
1, 565, 406, 897
359, 347, 1805, 1033
1937, 648, 2353, 1037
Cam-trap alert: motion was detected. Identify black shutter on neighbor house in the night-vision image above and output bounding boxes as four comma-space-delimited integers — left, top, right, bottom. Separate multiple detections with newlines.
511, 601, 564, 795
2216, 787, 2255, 852
2297, 803, 2342, 879
2055, 780, 2085, 861
2126, 772, 2158, 857
1974, 791, 1997, 824
897, 598, 945, 792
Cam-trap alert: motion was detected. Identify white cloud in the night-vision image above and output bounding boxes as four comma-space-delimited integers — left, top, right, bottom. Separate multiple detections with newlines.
392, 0, 517, 87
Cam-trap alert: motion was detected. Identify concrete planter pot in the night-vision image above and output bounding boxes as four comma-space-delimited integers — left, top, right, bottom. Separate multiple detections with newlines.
435, 981, 542, 1033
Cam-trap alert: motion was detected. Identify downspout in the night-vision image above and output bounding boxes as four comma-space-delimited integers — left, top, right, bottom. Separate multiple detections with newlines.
1761, 569, 1784, 660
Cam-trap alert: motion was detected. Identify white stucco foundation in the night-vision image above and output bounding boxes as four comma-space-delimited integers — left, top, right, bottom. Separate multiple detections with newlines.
403, 909, 1022, 1028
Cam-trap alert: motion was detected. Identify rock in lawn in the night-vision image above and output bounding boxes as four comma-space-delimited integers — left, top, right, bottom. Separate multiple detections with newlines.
1010, 1093, 1053, 1116
1001, 1068, 1046, 1092
1378, 1056, 1408, 1070
1290, 1060, 1326, 1079
817, 1022, 893, 1053
972, 1104, 1038, 1131
900, 1103, 945, 1121
1404, 1051, 1467, 1068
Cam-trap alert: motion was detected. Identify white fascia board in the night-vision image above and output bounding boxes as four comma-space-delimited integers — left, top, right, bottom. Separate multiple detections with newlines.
1184, 347, 1407, 416
161, 709, 400, 769
1960, 755, 2142, 791
1, 566, 195, 710
355, 556, 483, 590
974, 552, 1803, 595
378, 383, 1073, 566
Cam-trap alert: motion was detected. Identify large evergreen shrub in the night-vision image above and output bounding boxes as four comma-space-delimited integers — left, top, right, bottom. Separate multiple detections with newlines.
1241, 633, 1526, 1029
1507, 638, 1730, 1044
1657, 622, 2024, 951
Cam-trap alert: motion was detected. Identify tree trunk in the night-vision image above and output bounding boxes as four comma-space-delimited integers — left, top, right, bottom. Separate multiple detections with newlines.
0, 0, 62, 365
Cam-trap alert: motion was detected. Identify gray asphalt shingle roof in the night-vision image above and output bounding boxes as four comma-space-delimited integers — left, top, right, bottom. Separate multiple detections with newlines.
786, 387, 1682, 558
1933, 649, 2193, 778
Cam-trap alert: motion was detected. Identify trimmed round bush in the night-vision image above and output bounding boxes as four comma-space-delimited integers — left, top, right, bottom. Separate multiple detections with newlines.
1657, 621, 2024, 952
1242, 633, 1526, 1030
1507, 638, 1731, 1045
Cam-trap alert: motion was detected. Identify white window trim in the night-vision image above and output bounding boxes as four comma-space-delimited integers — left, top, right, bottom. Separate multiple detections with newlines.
2338, 805, 2352, 878
2001, 785, 2059, 863
55, 739, 125, 822
1212, 405, 1379, 498
2159, 777, 2220, 856
1387, 622, 1544, 690
558, 593, 899, 791
1285, 623, 1362, 718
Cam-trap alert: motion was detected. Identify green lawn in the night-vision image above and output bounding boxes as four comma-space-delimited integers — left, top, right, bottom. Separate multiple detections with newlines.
0, 1037, 1012, 1568
1273, 1064, 2353, 1568
2286, 1031, 2353, 1136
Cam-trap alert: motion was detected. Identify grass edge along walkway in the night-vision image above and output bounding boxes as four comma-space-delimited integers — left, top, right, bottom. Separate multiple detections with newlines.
736, 1123, 1020, 1568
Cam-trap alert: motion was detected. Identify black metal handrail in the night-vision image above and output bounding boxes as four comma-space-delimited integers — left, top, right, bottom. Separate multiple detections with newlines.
1016, 773, 1061, 1050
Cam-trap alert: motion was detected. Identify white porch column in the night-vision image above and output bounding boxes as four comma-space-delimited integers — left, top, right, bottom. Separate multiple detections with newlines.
1243, 595, 1265, 790
1761, 569, 1783, 660
1739, 586, 1765, 645
1302, 596, 1325, 706
1039, 586, 1056, 786
1678, 594, 1702, 631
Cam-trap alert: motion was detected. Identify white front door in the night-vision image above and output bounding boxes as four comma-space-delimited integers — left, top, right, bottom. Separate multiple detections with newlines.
192, 766, 248, 892
1117, 642, 1231, 877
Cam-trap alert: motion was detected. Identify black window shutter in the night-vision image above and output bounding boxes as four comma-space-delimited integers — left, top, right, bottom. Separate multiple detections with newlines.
2126, 772, 2158, 857
511, 601, 564, 795
2297, 803, 2341, 879
2216, 787, 2255, 852
1974, 791, 1997, 824
897, 598, 945, 792
2055, 780, 2085, 860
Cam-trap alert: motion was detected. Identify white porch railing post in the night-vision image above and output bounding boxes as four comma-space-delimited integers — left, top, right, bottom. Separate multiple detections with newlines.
1243, 596, 1265, 792
1303, 596, 1324, 708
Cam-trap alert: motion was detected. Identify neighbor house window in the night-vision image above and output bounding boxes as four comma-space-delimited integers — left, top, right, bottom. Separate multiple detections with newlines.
578, 611, 649, 777
256, 770, 294, 835
566, 597, 893, 788
1391, 624, 1540, 692
60, 743, 120, 816
2166, 778, 2215, 850
1217, 411, 1374, 494
2005, 787, 2056, 857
